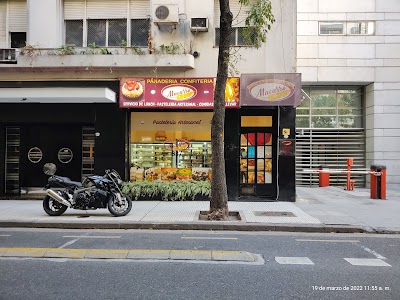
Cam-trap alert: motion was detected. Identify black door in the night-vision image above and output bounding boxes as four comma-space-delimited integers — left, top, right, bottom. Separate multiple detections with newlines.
239, 130, 277, 198
20, 125, 82, 187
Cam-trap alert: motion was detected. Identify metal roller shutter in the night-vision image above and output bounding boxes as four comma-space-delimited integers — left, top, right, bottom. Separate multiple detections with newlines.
296, 128, 366, 187
64, 0, 85, 20
129, 0, 150, 19
214, 0, 256, 27
87, 0, 127, 19
0, 1, 6, 48
9, 0, 27, 32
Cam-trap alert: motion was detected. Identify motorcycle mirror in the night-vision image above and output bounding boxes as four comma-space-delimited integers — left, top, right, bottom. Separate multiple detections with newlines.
43, 163, 57, 175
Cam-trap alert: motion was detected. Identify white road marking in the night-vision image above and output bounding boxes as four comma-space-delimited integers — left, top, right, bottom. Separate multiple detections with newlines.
359, 245, 387, 260
275, 257, 314, 265
63, 236, 121, 239
0, 235, 11, 237
181, 237, 238, 240
58, 239, 79, 249
296, 239, 359, 243
344, 258, 391, 267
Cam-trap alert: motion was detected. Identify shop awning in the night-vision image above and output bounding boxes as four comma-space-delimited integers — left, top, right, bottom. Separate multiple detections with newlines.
0, 87, 116, 103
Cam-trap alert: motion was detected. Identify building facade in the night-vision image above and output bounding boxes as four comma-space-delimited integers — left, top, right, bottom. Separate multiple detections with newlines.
296, 0, 400, 190
0, 0, 299, 201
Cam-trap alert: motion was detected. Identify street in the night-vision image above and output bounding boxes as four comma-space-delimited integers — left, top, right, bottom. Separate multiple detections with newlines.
0, 229, 399, 300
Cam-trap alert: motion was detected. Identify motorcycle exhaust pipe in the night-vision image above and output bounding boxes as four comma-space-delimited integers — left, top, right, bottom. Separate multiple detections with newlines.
46, 189, 71, 207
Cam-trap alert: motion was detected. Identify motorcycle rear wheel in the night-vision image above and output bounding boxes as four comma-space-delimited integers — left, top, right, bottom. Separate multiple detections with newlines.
108, 194, 132, 217
43, 195, 68, 216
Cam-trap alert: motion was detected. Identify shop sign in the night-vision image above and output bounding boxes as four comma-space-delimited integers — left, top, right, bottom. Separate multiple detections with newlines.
119, 77, 240, 109
240, 74, 301, 107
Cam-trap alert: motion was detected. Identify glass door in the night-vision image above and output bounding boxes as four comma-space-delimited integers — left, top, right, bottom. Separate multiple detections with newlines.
240, 131, 274, 197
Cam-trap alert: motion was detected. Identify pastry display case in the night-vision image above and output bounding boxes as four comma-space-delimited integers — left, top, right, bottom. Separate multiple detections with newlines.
177, 141, 211, 168
130, 143, 173, 169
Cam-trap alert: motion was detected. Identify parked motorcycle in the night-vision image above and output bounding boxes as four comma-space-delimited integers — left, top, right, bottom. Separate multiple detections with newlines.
42, 163, 132, 217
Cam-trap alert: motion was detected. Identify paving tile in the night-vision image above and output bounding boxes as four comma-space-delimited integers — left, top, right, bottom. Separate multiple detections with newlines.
170, 250, 212, 260
212, 251, 256, 262
127, 249, 170, 259
85, 249, 129, 259
44, 249, 87, 259
1, 248, 47, 257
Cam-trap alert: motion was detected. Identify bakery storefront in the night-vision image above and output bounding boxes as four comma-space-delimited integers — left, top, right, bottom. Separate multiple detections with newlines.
121, 74, 300, 201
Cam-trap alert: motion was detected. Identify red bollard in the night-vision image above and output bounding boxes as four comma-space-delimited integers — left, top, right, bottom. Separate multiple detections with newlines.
345, 158, 354, 191
319, 165, 330, 187
370, 165, 386, 200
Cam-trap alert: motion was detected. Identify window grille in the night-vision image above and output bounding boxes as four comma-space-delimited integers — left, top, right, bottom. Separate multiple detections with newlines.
87, 19, 127, 47
131, 19, 150, 47
65, 20, 83, 47
5, 127, 20, 194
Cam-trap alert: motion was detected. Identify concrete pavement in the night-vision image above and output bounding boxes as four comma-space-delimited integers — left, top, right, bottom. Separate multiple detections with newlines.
0, 186, 399, 234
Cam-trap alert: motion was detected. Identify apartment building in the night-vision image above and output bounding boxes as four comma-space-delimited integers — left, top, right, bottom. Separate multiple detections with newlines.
0, 0, 299, 201
296, 0, 400, 190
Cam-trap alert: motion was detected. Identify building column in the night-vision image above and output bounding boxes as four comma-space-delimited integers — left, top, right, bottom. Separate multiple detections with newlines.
27, 0, 63, 48
365, 83, 400, 190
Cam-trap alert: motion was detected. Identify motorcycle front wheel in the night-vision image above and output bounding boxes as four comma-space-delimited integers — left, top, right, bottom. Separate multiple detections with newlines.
108, 193, 132, 217
43, 195, 68, 216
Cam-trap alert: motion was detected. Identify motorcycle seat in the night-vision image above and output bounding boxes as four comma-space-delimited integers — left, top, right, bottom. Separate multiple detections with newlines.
53, 176, 82, 187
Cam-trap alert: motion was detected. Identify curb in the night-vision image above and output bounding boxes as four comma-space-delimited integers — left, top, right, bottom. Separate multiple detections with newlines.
1, 221, 398, 234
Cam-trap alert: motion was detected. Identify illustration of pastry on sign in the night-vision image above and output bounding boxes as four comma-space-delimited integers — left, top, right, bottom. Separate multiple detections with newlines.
122, 80, 144, 99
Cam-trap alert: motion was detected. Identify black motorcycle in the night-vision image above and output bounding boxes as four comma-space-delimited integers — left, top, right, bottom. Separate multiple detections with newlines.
42, 163, 132, 217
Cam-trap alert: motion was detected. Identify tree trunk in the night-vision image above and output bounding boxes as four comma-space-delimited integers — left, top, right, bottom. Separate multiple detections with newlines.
208, 0, 232, 221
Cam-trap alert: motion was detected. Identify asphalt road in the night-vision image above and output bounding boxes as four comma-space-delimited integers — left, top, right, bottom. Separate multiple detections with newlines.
0, 229, 399, 300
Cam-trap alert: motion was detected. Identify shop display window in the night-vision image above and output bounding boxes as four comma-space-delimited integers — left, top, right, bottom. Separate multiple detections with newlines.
130, 112, 213, 182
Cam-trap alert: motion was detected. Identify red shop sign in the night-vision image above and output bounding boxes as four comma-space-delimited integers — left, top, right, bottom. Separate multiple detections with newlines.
119, 77, 240, 109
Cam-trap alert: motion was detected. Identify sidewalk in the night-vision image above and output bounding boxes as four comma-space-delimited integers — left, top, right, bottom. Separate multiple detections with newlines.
0, 186, 399, 234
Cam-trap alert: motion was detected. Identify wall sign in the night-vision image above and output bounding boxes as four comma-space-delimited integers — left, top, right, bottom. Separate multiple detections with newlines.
240, 74, 301, 107
120, 77, 240, 109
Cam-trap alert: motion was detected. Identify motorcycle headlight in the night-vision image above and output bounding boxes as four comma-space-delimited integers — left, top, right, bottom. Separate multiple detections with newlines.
117, 178, 123, 185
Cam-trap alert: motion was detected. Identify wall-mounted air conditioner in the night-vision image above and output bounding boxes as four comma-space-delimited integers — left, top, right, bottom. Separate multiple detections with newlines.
153, 4, 179, 25
0, 49, 17, 64
190, 18, 208, 32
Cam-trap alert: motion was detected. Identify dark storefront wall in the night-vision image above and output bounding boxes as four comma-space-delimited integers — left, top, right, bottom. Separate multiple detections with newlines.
0, 81, 127, 195
20, 125, 82, 186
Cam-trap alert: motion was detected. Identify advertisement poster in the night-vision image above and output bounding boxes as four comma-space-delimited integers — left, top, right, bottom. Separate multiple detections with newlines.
119, 77, 240, 109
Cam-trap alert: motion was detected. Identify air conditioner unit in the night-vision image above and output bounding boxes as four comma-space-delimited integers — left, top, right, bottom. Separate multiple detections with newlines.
153, 4, 179, 25
190, 18, 208, 32
0, 49, 17, 64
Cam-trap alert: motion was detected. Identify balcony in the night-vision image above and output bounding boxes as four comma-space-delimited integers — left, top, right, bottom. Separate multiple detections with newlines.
0, 46, 195, 71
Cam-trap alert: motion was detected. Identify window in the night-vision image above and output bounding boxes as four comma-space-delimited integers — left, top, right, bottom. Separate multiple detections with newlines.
215, 27, 256, 47
131, 19, 150, 47
65, 19, 149, 47
87, 19, 127, 47
10, 32, 26, 48
65, 20, 83, 47
319, 22, 344, 35
319, 21, 375, 36
296, 87, 363, 129
347, 22, 374, 35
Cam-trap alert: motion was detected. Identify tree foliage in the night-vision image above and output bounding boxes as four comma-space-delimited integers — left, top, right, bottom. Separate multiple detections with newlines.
240, 0, 275, 49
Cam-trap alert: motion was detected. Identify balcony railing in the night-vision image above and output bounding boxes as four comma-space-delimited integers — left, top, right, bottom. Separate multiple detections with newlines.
0, 46, 195, 70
